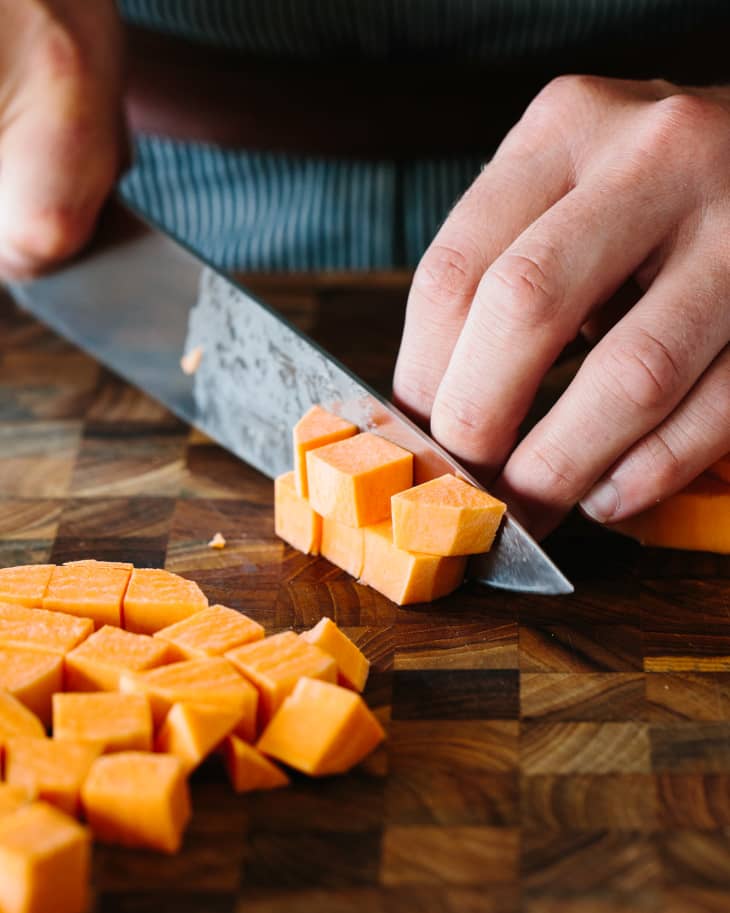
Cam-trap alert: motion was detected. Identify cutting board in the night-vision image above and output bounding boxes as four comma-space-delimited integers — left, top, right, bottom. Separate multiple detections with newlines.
1, 280, 729, 913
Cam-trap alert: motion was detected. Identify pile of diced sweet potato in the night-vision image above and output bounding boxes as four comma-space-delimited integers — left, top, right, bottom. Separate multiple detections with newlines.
0, 559, 381, 913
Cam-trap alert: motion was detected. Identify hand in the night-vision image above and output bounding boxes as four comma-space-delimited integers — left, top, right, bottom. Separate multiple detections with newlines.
393, 75, 730, 539
0, 0, 125, 279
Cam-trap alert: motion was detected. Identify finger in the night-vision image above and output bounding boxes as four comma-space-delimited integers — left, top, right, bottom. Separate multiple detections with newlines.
579, 343, 730, 523
392, 133, 573, 424
495, 246, 730, 537
429, 165, 687, 472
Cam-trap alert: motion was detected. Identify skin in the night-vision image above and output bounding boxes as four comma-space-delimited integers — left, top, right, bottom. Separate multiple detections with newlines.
2, 5, 728, 540
394, 77, 730, 539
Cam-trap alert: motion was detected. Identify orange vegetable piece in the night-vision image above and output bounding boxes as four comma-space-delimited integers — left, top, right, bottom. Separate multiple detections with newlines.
0, 565, 55, 609
274, 471, 322, 555
226, 631, 337, 727
154, 604, 264, 661
391, 473, 506, 556
0, 648, 63, 727
81, 751, 191, 854
320, 515, 364, 578
52, 693, 153, 753
222, 734, 289, 792
300, 617, 369, 692
0, 784, 33, 819
0, 692, 45, 772
258, 677, 385, 776
5, 738, 100, 817
306, 432, 413, 528
708, 454, 730, 484
360, 521, 467, 605
293, 405, 358, 498
119, 657, 258, 740
64, 624, 171, 692
155, 702, 242, 774
0, 602, 92, 657
122, 568, 208, 635
43, 560, 132, 629
0, 801, 90, 913
614, 476, 730, 554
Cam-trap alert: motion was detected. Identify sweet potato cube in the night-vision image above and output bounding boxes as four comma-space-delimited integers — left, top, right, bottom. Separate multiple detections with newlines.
306, 432, 413, 528
320, 515, 364, 578
293, 405, 358, 498
614, 476, 730, 554
5, 738, 100, 817
708, 455, 730, 484
81, 751, 191, 854
155, 702, 242, 774
223, 734, 289, 792
43, 560, 132, 629
274, 471, 322, 555
360, 521, 466, 605
0, 648, 63, 727
0, 692, 45, 773
154, 604, 264, 661
391, 473, 507, 556
123, 568, 208, 635
300, 618, 369, 692
0, 602, 92, 657
0, 565, 55, 609
53, 693, 153, 753
0, 784, 33, 820
226, 631, 337, 727
119, 657, 258, 739
64, 624, 171, 692
258, 677, 385, 776
0, 801, 90, 913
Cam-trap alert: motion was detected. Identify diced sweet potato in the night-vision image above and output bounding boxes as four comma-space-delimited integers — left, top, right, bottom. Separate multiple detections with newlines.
0, 692, 45, 772
293, 405, 358, 498
53, 693, 153, 753
360, 521, 466, 605
222, 734, 289, 792
306, 432, 413, 528
122, 568, 208, 635
43, 561, 132, 629
5, 738, 100, 817
391, 473, 506, 556
0, 602, 92, 657
0, 801, 91, 913
708, 455, 730, 484
225, 631, 337, 727
0, 648, 63, 727
81, 751, 191, 854
274, 471, 322, 555
64, 624, 171, 692
155, 702, 242, 774
614, 476, 730, 554
154, 604, 264, 661
0, 565, 55, 609
320, 515, 364, 578
119, 657, 258, 740
0, 784, 34, 820
300, 618, 369, 692
258, 677, 385, 776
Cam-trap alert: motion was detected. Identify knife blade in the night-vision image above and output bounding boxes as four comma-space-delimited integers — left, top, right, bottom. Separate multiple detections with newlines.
7, 197, 573, 595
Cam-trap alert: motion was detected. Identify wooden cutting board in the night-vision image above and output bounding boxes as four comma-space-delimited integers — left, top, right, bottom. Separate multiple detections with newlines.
1, 281, 729, 913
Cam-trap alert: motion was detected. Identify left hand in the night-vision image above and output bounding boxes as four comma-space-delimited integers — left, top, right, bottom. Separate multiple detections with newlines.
393, 75, 730, 539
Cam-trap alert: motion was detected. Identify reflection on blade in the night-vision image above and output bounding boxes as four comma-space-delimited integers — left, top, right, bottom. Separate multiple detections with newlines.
9, 198, 573, 595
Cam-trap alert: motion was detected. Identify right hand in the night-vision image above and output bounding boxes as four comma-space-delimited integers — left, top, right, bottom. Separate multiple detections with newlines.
0, 0, 125, 279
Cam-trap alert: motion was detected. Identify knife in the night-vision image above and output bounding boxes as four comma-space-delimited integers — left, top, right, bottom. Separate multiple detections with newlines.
8, 197, 573, 595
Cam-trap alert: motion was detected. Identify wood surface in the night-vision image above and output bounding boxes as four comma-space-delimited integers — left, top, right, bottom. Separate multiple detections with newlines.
1, 279, 729, 913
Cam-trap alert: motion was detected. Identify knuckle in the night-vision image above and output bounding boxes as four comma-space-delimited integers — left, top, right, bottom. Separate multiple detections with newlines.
633, 431, 684, 493
412, 240, 482, 307
431, 390, 484, 454
638, 93, 726, 159
486, 243, 564, 331
525, 439, 581, 499
33, 21, 89, 85
7, 207, 89, 267
596, 330, 684, 413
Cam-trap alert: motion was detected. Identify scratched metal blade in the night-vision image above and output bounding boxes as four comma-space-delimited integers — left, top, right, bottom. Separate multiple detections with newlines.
7, 198, 572, 595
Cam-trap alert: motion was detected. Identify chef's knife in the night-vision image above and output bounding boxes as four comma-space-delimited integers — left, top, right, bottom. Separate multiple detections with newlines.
8, 198, 573, 595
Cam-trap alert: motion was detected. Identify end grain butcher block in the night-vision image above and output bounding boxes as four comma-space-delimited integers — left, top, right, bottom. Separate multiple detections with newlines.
1, 284, 730, 912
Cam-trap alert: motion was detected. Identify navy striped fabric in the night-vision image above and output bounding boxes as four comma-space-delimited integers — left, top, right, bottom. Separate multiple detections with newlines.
120, 136, 482, 271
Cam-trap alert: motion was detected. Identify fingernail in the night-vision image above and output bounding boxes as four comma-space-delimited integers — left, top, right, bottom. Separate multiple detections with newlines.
580, 479, 620, 523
